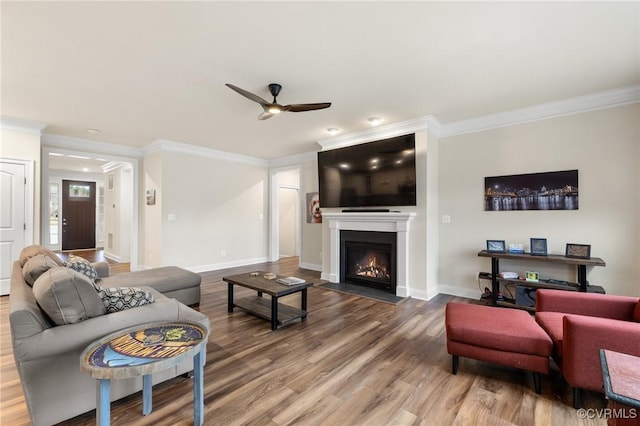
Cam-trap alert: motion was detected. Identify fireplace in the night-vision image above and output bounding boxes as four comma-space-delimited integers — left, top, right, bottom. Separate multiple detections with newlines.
340, 230, 396, 292
323, 211, 415, 297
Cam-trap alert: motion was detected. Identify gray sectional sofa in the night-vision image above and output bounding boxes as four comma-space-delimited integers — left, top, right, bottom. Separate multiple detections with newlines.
9, 245, 210, 426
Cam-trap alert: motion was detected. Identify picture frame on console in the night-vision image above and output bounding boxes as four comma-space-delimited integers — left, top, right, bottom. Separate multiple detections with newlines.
565, 243, 591, 259
486, 240, 506, 253
530, 238, 547, 256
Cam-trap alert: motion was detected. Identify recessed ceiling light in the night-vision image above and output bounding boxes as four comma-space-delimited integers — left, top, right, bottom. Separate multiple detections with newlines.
85, 128, 100, 134
326, 128, 339, 136
367, 117, 382, 126
82, 168, 89, 172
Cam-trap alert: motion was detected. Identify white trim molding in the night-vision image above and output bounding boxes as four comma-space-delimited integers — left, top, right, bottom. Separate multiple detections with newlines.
42, 133, 143, 158
317, 116, 436, 151
437, 84, 640, 138
146, 139, 269, 167
0, 116, 46, 134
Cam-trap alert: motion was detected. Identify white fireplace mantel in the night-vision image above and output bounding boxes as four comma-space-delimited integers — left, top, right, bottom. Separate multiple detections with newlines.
323, 211, 416, 297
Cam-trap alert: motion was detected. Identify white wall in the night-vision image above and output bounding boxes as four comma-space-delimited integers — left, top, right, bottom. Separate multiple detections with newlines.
156, 151, 269, 270
142, 153, 163, 268
438, 103, 640, 297
300, 159, 323, 270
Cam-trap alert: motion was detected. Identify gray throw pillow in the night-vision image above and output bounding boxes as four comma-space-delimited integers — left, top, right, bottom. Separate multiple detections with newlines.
22, 254, 60, 286
64, 255, 99, 283
97, 287, 155, 313
19, 245, 64, 267
32, 267, 105, 325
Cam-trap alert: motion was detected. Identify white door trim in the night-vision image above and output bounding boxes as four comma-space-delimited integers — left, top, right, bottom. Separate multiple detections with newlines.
268, 166, 301, 262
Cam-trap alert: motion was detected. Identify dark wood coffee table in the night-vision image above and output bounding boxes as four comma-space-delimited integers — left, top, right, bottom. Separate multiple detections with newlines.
224, 272, 312, 330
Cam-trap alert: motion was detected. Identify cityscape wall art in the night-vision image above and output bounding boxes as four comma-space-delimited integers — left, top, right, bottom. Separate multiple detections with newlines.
484, 170, 578, 211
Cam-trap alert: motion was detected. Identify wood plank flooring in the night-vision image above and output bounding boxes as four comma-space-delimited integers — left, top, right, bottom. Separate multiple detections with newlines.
1, 255, 606, 425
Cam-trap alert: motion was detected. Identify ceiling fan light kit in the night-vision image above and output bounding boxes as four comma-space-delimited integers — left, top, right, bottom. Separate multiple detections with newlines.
226, 83, 331, 120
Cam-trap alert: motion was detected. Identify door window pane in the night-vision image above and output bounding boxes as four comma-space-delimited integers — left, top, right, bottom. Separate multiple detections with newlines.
49, 183, 59, 245
69, 184, 91, 198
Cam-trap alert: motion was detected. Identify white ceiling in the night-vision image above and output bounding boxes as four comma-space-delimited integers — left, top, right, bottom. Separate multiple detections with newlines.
2, 2, 639, 160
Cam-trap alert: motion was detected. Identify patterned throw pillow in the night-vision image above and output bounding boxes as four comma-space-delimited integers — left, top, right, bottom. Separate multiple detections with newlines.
64, 255, 98, 283
97, 287, 155, 313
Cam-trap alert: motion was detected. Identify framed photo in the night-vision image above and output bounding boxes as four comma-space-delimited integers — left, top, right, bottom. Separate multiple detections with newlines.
525, 271, 539, 282
146, 189, 156, 206
484, 169, 578, 211
486, 240, 506, 253
306, 192, 321, 223
565, 243, 591, 259
530, 238, 548, 256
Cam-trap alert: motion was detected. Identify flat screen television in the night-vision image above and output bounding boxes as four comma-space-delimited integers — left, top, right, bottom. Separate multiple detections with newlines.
318, 134, 416, 208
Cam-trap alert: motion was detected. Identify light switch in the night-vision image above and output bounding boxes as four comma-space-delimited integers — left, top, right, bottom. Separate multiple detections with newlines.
168, 214, 176, 221
442, 215, 451, 224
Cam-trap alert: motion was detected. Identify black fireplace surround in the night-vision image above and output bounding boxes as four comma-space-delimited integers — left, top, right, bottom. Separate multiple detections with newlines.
340, 230, 397, 293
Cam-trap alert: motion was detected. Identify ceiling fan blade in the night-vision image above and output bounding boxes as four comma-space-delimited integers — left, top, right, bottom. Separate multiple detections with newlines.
225, 83, 269, 106
258, 111, 273, 120
284, 102, 332, 112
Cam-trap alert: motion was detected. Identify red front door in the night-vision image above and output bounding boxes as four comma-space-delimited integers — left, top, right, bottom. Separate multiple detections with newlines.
62, 180, 96, 250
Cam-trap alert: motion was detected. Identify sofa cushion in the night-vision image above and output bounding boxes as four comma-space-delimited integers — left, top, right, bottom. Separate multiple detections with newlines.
634, 300, 640, 322
97, 287, 155, 313
64, 255, 99, 283
19, 245, 64, 267
22, 254, 60, 286
535, 311, 565, 357
32, 267, 105, 325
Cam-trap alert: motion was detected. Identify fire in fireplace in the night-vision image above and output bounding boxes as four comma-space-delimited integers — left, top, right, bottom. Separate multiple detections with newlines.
353, 249, 390, 280
340, 230, 396, 292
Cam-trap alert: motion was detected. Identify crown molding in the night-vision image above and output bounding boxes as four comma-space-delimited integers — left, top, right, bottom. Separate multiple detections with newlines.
0, 116, 46, 134
438, 84, 640, 138
145, 139, 269, 167
317, 115, 437, 151
42, 133, 143, 158
268, 151, 317, 168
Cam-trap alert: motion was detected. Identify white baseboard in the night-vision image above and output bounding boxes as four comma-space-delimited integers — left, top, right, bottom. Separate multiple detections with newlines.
438, 284, 481, 301
187, 257, 269, 274
103, 251, 122, 263
299, 262, 322, 272
0, 281, 10, 296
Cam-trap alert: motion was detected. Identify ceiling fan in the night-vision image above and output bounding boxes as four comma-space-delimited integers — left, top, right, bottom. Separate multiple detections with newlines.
225, 83, 331, 120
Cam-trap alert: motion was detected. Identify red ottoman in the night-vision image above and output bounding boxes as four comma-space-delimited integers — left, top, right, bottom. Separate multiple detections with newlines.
445, 302, 553, 394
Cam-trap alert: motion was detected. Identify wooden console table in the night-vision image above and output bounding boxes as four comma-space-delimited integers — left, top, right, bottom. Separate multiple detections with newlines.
478, 250, 606, 311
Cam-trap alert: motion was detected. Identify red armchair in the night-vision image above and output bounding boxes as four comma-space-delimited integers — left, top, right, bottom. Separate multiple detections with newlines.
535, 289, 640, 408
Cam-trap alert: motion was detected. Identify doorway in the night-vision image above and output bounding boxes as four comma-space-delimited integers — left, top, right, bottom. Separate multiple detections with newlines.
62, 180, 96, 250
269, 167, 301, 262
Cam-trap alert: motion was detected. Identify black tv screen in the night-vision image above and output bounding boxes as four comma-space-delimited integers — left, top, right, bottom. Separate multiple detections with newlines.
318, 134, 416, 208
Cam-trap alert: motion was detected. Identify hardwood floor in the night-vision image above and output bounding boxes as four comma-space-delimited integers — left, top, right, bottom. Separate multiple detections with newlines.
1, 256, 606, 425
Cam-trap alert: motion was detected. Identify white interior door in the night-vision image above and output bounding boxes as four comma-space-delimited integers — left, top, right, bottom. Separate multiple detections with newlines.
278, 186, 299, 258
0, 161, 26, 295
